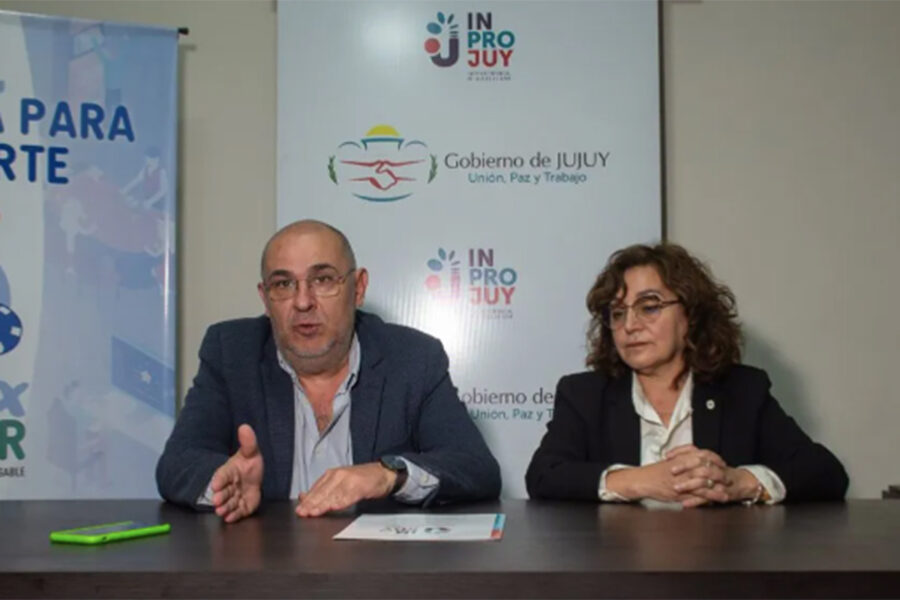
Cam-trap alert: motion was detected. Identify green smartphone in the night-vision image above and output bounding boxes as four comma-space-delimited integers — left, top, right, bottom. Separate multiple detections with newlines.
49, 520, 171, 545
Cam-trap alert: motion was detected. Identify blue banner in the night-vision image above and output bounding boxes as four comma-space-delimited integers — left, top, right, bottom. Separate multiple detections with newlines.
0, 11, 177, 498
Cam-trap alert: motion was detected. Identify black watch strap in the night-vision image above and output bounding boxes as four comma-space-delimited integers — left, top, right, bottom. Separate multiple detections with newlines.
380, 455, 409, 495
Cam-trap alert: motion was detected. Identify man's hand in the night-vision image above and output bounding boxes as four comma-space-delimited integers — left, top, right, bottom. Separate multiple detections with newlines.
211, 424, 264, 523
296, 462, 396, 518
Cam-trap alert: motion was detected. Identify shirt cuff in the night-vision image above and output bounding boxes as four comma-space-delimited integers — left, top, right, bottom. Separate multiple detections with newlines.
197, 480, 214, 506
598, 464, 633, 502
393, 457, 440, 504
737, 465, 786, 504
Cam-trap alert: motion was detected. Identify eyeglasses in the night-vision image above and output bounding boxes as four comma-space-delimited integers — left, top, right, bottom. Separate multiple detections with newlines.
263, 268, 355, 301
603, 296, 681, 330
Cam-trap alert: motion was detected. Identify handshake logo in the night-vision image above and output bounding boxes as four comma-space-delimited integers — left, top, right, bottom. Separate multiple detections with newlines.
328, 125, 437, 203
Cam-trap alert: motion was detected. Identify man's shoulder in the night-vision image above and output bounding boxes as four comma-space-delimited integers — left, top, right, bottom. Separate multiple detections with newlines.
356, 311, 439, 344
206, 315, 270, 339
355, 311, 443, 363
202, 315, 272, 363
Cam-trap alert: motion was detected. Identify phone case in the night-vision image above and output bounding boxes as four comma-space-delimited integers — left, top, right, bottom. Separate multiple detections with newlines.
49, 521, 171, 545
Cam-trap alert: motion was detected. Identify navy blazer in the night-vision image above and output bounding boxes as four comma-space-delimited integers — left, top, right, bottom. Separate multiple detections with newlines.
156, 311, 501, 507
525, 365, 848, 502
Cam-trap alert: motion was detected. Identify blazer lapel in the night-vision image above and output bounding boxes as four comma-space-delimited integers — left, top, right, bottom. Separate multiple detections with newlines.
350, 316, 385, 464
691, 378, 723, 452
260, 338, 295, 497
606, 374, 640, 466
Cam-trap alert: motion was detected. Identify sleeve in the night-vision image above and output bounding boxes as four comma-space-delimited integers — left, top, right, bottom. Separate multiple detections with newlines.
525, 376, 615, 500
599, 465, 633, 502
395, 339, 502, 505
392, 457, 440, 504
155, 326, 236, 509
737, 465, 786, 504
196, 481, 215, 506
753, 373, 849, 502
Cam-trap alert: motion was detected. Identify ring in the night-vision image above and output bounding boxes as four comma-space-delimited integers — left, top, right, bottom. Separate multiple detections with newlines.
706, 478, 714, 489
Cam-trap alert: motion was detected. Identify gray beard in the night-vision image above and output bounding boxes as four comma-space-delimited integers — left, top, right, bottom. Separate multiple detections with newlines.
284, 335, 351, 377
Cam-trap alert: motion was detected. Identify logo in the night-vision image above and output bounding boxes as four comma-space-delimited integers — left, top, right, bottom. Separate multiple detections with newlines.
0, 381, 27, 419
424, 12, 460, 67
425, 248, 462, 298
424, 11, 516, 79
422, 526, 452, 534
425, 247, 517, 319
0, 303, 21, 356
329, 125, 437, 202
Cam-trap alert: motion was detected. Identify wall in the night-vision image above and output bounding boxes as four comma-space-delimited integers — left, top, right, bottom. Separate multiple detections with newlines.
1, 0, 896, 497
664, 0, 900, 498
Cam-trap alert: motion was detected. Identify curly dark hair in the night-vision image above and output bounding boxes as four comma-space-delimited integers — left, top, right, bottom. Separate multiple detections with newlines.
585, 243, 742, 383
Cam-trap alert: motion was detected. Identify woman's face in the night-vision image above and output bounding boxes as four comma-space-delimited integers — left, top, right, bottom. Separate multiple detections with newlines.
611, 265, 689, 379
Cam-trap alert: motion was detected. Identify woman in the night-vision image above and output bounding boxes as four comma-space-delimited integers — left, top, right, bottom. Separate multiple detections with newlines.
526, 244, 847, 505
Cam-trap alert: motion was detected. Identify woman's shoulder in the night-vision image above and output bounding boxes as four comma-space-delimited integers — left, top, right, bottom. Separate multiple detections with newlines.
555, 369, 629, 403
557, 369, 609, 388
714, 363, 773, 397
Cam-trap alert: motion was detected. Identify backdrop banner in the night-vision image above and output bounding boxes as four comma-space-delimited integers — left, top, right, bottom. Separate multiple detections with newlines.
278, 0, 661, 497
0, 11, 177, 498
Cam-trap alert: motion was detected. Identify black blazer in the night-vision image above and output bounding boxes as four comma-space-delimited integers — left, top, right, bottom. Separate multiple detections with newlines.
525, 365, 848, 502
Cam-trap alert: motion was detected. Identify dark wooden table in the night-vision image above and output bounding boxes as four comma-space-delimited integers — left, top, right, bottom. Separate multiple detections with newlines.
1, 499, 899, 598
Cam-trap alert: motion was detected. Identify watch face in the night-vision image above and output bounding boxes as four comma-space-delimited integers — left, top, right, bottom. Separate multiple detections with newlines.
381, 455, 406, 471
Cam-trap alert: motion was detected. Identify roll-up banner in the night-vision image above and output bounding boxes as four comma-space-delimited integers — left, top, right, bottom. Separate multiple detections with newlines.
0, 11, 178, 498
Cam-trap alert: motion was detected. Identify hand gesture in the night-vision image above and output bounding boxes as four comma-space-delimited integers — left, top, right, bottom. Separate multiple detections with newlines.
211, 424, 264, 523
296, 462, 396, 518
667, 445, 759, 507
606, 460, 694, 504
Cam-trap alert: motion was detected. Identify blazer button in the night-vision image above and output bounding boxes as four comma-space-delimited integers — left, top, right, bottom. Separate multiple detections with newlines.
705, 399, 716, 411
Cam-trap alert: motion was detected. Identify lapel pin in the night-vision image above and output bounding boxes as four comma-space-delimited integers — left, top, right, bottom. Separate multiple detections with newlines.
706, 399, 716, 411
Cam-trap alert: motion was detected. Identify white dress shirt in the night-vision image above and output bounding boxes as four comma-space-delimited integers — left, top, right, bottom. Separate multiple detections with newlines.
598, 372, 786, 504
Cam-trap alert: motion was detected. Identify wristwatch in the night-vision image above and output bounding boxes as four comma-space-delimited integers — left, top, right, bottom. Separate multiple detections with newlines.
380, 455, 409, 495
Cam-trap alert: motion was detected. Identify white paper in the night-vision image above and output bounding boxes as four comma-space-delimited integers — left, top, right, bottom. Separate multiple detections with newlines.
333, 513, 505, 541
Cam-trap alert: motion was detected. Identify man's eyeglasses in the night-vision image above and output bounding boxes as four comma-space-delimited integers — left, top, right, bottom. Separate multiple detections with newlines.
263, 268, 355, 301
603, 296, 681, 330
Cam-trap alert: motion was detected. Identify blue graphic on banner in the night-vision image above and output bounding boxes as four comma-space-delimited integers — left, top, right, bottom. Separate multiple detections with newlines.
0, 380, 28, 417
0, 11, 178, 498
111, 336, 175, 415
0, 304, 22, 355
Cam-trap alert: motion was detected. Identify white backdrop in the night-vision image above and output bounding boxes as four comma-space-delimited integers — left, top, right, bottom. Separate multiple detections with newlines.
277, 0, 662, 497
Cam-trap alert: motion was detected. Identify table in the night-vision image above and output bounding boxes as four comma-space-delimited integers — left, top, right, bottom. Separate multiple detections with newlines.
1, 499, 899, 598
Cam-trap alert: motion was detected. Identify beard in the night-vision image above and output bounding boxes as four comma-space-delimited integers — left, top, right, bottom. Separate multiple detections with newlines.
280, 330, 352, 376
286, 337, 337, 360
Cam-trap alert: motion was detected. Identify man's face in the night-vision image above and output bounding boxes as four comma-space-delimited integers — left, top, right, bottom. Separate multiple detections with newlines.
258, 227, 367, 375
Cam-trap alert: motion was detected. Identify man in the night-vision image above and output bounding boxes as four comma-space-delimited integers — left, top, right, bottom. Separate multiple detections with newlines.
156, 220, 500, 522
